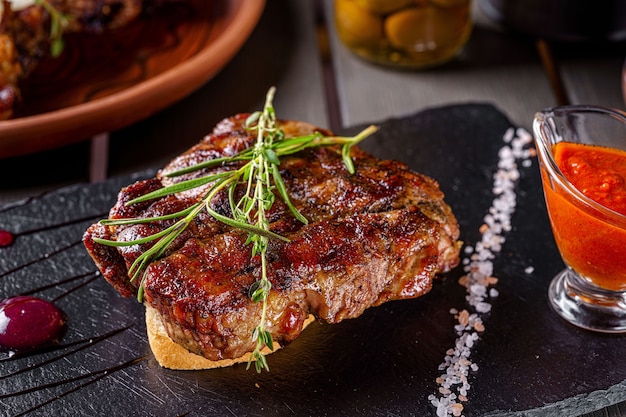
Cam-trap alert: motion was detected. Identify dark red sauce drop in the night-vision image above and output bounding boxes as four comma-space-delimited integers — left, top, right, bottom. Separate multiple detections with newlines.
0, 229, 14, 247
0, 296, 67, 353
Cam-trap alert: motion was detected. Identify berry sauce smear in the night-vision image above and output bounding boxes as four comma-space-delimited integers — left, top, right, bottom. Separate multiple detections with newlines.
0, 296, 67, 353
0, 229, 14, 247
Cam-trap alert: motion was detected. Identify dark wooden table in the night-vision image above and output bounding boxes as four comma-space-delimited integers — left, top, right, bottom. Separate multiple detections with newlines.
0, 1, 625, 416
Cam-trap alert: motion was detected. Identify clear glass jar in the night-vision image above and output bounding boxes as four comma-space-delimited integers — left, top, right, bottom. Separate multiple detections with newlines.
334, 0, 473, 69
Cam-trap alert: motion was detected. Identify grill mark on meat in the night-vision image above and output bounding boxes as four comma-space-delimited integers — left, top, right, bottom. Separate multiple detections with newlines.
84, 115, 461, 361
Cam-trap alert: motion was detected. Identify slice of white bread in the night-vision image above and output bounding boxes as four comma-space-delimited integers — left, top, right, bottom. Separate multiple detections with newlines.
145, 304, 314, 370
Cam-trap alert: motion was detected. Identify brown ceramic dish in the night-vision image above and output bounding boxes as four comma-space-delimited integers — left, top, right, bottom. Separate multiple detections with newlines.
0, 0, 265, 158
622, 59, 626, 106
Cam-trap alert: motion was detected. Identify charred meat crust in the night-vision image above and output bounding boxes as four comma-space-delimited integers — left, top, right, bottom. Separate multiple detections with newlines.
83, 114, 461, 361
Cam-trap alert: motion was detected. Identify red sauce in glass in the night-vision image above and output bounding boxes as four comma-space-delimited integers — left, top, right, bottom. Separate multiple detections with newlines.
554, 142, 626, 216
0, 296, 67, 353
542, 142, 626, 291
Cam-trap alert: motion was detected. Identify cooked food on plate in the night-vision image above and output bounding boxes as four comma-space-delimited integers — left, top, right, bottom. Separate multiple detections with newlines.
0, 0, 144, 119
83, 90, 461, 371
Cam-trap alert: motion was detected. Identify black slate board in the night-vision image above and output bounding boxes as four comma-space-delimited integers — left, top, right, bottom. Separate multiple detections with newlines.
1, 104, 625, 417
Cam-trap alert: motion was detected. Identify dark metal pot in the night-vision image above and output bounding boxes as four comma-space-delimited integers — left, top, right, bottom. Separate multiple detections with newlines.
479, 0, 626, 41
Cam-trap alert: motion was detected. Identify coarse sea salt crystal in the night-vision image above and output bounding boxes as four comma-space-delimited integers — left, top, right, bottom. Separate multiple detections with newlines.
431, 128, 533, 416
475, 302, 492, 314
470, 284, 487, 297
503, 127, 515, 143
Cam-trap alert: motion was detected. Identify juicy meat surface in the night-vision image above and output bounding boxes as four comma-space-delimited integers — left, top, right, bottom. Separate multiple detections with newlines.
83, 114, 462, 361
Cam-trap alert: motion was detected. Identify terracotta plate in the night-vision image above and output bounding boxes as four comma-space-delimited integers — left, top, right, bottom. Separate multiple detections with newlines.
0, 0, 265, 158
622, 58, 626, 106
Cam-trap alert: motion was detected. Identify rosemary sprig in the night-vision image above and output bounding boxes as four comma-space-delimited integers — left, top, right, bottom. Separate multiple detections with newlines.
34, 0, 70, 57
93, 87, 377, 371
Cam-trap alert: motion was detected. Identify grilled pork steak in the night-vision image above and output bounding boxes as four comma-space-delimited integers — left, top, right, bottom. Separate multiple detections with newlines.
83, 114, 461, 361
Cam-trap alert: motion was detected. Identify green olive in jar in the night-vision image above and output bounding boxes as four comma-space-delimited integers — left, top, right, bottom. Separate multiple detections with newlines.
384, 7, 431, 50
384, 5, 469, 52
353, 0, 415, 14
334, 0, 472, 68
335, 0, 383, 48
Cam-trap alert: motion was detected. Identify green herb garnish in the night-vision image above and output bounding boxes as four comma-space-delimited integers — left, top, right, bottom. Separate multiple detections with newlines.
35, 0, 69, 57
93, 87, 377, 371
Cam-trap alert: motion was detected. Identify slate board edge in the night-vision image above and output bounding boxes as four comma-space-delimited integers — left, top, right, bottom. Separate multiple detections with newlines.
483, 380, 626, 417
